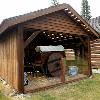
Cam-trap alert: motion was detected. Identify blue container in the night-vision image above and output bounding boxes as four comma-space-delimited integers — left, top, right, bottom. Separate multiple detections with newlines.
68, 66, 78, 76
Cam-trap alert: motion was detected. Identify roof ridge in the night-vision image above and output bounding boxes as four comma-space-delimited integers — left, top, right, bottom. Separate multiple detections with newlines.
0, 3, 99, 38
0, 3, 68, 34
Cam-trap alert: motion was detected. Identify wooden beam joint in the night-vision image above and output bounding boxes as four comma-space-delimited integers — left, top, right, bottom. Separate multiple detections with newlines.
24, 30, 41, 48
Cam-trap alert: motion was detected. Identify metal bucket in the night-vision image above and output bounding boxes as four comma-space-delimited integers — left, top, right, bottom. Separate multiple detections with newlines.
68, 66, 78, 76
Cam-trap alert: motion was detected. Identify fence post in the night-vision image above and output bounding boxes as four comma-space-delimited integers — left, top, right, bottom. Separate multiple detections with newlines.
60, 58, 66, 83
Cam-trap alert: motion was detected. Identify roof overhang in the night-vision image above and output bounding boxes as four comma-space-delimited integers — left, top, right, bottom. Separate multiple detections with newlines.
0, 3, 99, 38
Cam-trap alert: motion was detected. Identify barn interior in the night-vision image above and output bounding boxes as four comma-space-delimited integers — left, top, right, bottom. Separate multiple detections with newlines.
22, 9, 93, 92
23, 29, 88, 92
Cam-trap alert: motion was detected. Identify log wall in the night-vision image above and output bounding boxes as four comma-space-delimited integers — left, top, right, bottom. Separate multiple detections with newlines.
91, 39, 100, 68
66, 39, 100, 69
89, 16, 100, 68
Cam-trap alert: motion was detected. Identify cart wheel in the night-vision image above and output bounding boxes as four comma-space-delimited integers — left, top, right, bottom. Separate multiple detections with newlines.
47, 53, 63, 77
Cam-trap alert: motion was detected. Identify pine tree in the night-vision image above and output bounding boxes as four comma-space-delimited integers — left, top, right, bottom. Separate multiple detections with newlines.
81, 0, 92, 21
51, 0, 59, 6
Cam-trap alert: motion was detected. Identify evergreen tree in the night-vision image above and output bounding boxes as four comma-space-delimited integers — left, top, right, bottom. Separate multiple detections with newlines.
51, 0, 59, 6
81, 0, 92, 21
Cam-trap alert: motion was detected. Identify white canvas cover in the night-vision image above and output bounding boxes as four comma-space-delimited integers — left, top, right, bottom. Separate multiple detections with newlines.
35, 45, 64, 52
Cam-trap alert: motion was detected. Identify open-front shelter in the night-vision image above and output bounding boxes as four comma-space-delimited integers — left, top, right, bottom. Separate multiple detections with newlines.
0, 4, 99, 93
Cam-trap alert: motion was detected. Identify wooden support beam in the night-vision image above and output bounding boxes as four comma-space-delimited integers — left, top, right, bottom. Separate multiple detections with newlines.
24, 30, 41, 48
83, 37, 92, 76
17, 24, 24, 93
87, 37, 92, 76
74, 48, 80, 61
60, 58, 65, 83
79, 36, 87, 48
79, 45, 85, 59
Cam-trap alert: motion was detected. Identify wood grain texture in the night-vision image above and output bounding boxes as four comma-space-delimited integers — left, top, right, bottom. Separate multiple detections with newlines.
0, 26, 24, 93
24, 11, 87, 36
91, 39, 100, 68
60, 58, 65, 82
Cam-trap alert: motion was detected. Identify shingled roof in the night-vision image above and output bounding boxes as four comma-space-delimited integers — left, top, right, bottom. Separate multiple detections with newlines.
0, 3, 99, 37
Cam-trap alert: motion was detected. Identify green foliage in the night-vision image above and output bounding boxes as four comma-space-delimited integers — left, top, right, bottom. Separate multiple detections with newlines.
51, 0, 59, 6
65, 57, 88, 74
81, 0, 92, 21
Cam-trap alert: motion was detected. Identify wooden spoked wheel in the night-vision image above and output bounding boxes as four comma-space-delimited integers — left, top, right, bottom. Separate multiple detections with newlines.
47, 52, 63, 77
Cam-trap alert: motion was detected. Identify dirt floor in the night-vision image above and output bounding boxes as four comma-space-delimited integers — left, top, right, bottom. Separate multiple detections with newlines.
24, 74, 86, 92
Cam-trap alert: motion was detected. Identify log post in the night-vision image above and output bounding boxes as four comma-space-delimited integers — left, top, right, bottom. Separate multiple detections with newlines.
87, 37, 92, 76
60, 58, 65, 83
83, 37, 92, 76
17, 24, 24, 93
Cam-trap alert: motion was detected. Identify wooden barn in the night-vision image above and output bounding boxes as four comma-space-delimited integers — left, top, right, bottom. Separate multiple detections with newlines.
0, 4, 99, 93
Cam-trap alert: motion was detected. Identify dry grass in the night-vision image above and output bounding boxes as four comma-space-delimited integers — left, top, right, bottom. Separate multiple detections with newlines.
25, 74, 100, 100
0, 80, 10, 100
0, 74, 100, 100
24, 74, 85, 92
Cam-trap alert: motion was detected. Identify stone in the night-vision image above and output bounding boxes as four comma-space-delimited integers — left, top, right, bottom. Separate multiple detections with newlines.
3, 81, 7, 85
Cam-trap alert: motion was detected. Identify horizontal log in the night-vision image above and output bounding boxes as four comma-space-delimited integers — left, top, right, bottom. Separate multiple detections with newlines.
91, 57, 100, 59
90, 55, 100, 58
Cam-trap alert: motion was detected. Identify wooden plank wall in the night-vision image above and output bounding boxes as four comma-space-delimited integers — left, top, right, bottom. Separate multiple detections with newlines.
0, 27, 24, 92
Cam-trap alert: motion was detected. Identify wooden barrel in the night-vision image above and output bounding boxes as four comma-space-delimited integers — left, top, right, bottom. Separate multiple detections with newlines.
47, 52, 63, 77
